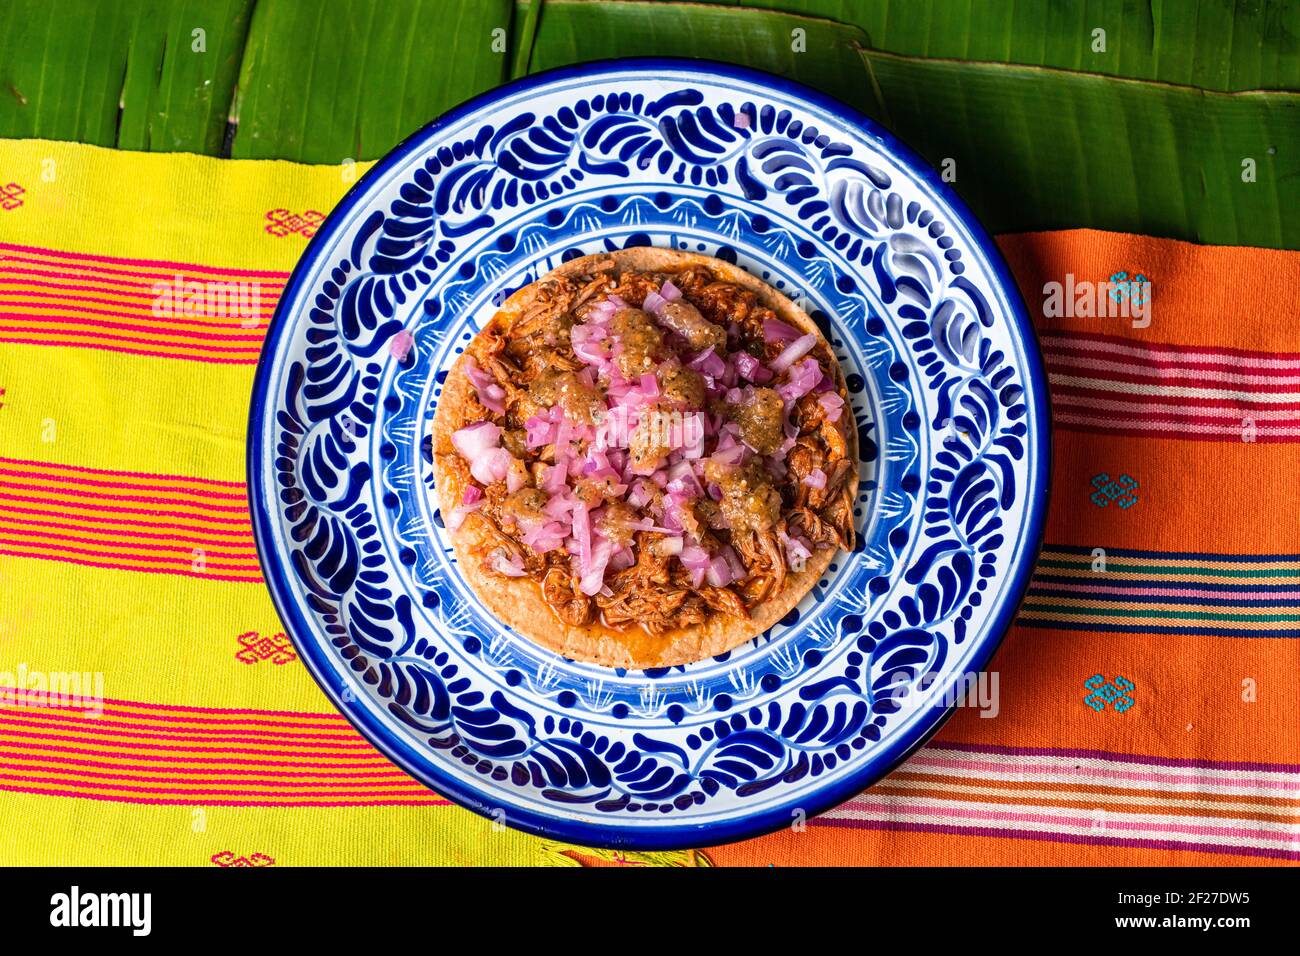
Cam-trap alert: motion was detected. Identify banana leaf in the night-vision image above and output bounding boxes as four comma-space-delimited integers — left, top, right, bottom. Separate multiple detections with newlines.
4, 0, 1299, 155
857, 48, 1300, 247
0, 0, 253, 154
519, 0, 873, 112
707, 0, 1300, 91
0, 0, 1296, 248
521, 0, 1300, 247
231, 0, 513, 163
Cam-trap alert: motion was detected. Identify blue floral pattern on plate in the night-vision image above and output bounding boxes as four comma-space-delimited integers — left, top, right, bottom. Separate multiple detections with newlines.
247, 59, 1049, 849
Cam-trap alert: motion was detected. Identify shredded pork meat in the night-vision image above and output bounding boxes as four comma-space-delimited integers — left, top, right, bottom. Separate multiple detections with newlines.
444, 261, 856, 636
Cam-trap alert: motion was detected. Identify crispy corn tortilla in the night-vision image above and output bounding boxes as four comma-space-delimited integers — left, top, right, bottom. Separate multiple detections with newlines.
430, 248, 858, 668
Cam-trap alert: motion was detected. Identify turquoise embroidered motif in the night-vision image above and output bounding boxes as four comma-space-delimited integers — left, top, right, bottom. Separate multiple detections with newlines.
1091, 473, 1139, 508
1108, 270, 1150, 305
1084, 674, 1135, 713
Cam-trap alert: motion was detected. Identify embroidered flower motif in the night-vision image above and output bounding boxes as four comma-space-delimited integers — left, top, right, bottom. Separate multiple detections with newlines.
264, 208, 324, 238
0, 183, 25, 210
235, 630, 297, 665
1107, 270, 1150, 305
1090, 472, 1138, 508
541, 842, 712, 867
1084, 674, 1135, 713
211, 851, 276, 867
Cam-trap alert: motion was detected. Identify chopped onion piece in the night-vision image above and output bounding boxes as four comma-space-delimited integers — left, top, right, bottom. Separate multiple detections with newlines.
679, 544, 710, 570
681, 412, 706, 459
489, 550, 526, 577
733, 351, 773, 384
777, 357, 824, 402
506, 463, 527, 493
445, 497, 482, 532
686, 348, 726, 377
525, 414, 557, 448
463, 357, 507, 414
627, 479, 655, 509
544, 493, 575, 521
779, 529, 815, 567
522, 520, 566, 554
452, 421, 501, 459
472, 447, 513, 485
541, 457, 570, 494
585, 294, 628, 325
710, 443, 745, 467
479, 384, 507, 414
705, 555, 733, 587
762, 318, 802, 343
769, 333, 817, 372
721, 545, 746, 580
803, 468, 828, 489
818, 391, 846, 422
578, 537, 615, 595
573, 338, 612, 369
572, 501, 592, 569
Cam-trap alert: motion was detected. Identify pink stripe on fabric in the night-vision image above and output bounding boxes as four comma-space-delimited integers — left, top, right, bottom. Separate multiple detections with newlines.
928, 741, 1300, 773
0, 726, 374, 754
839, 799, 1300, 842
0, 311, 267, 340
0, 324, 265, 352
0, 749, 391, 772
1051, 393, 1300, 420
0, 527, 255, 560
905, 755, 1300, 792
0, 491, 250, 523
813, 818, 1300, 861
1054, 414, 1300, 437
0, 714, 356, 745
0, 773, 430, 799
1047, 352, 1300, 387
0, 455, 245, 489
12, 692, 343, 720
0, 479, 249, 512
0, 336, 258, 363
2, 760, 407, 782
0, 539, 259, 571
0, 550, 263, 582
1029, 581, 1300, 600
0, 504, 252, 538
0, 783, 446, 808
0, 466, 247, 499
0, 241, 292, 279
1039, 333, 1300, 368
0, 514, 250, 548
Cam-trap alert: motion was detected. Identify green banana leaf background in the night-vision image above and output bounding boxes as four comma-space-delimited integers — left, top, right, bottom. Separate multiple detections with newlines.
0, 0, 1296, 246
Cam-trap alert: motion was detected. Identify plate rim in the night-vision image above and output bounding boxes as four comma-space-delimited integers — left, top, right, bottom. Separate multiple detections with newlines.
246, 56, 1052, 850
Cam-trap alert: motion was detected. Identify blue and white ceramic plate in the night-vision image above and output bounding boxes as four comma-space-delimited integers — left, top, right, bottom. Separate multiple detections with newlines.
248, 59, 1049, 849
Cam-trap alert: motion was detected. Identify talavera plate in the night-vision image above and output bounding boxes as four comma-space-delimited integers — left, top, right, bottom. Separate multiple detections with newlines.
247, 58, 1049, 849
